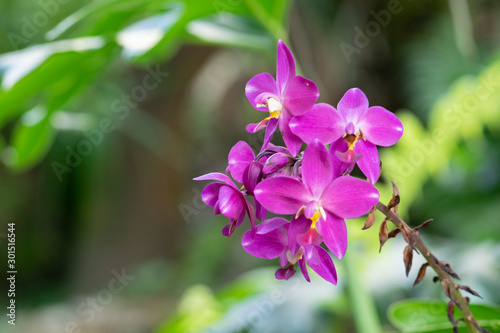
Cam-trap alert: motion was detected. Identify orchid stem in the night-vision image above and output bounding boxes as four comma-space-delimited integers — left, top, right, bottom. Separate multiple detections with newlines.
375, 201, 482, 333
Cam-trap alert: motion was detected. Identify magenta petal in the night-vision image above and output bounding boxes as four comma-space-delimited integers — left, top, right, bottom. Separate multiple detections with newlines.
218, 186, 245, 219
275, 265, 296, 280
246, 119, 269, 133
222, 211, 245, 237
297, 228, 323, 247
242, 222, 288, 259
279, 249, 288, 267
262, 152, 292, 175
316, 212, 347, 259
245, 73, 279, 111
298, 258, 310, 282
289, 103, 345, 145
201, 183, 223, 207
321, 176, 380, 219
302, 140, 333, 198
337, 88, 369, 124
353, 139, 380, 184
226, 141, 255, 183
304, 200, 319, 219
279, 112, 303, 156
254, 177, 310, 214
283, 76, 319, 116
288, 215, 311, 254
304, 245, 337, 285
193, 172, 237, 189
329, 139, 350, 179
357, 106, 404, 146
261, 117, 279, 152
256, 217, 289, 234
276, 40, 296, 95
243, 161, 263, 195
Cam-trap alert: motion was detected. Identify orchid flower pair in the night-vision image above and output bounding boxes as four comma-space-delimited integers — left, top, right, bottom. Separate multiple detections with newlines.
194, 40, 403, 284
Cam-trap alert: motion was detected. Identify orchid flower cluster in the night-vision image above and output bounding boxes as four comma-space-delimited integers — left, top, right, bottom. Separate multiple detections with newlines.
194, 40, 403, 285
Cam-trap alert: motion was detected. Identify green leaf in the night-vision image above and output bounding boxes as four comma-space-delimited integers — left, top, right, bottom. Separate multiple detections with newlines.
186, 13, 273, 50
0, 37, 112, 126
46, 0, 168, 40
116, 3, 186, 60
388, 299, 500, 332
6, 106, 56, 171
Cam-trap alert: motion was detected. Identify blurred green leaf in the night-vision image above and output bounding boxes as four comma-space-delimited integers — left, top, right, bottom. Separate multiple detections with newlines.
46, 0, 169, 40
388, 299, 500, 333
117, 3, 186, 60
0, 37, 112, 126
7, 106, 55, 171
186, 13, 273, 50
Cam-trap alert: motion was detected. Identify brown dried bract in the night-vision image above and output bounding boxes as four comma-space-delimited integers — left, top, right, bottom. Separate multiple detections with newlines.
362, 206, 376, 230
403, 245, 413, 277
390, 181, 400, 213
447, 300, 459, 333
412, 263, 429, 288
388, 228, 401, 239
415, 219, 433, 231
438, 260, 461, 280
379, 218, 389, 253
458, 284, 483, 299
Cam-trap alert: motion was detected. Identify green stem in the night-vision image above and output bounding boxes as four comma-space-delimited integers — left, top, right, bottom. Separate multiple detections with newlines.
344, 247, 384, 333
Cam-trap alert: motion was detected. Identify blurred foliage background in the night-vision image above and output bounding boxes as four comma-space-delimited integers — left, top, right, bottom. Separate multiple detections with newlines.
0, 0, 499, 332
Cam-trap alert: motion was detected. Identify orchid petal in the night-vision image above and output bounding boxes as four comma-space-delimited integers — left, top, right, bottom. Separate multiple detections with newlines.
275, 266, 296, 280
222, 211, 245, 237
302, 140, 333, 198
317, 212, 348, 259
329, 139, 350, 179
243, 161, 263, 195
283, 76, 319, 116
288, 215, 311, 254
261, 117, 279, 152
357, 106, 404, 146
194, 172, 237, 189
245, 73, 279, 111
289, 103, 345, 144
254, 177, 310, 215
279, 111, 303, 156
304, 246, 337, 285
262, 152, 292, 175
201, 183, 222, 207
337, 88, 368, 124
256, 217, 289, 234
242, 228, 288, 259
276, 40, 296, 95
226, 141, 255, 183
218, 186, 245, 219
304, 200, 319, 219
246, 119, 269, 133
321, 176, 380, 219
353, 139, 380, 184
298, 258, 310, 282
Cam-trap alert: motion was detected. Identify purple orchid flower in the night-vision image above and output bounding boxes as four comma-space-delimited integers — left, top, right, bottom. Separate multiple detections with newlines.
245, 40, 319, 156
193, 172, 255, 237
241, 216, 337, 284
253, 140, 380, 259
289, 88, 403, 183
